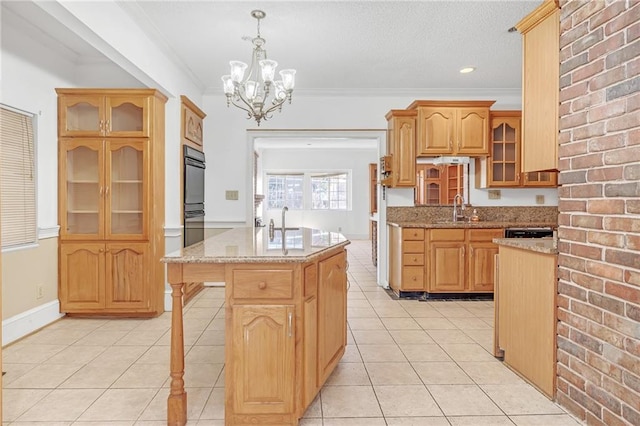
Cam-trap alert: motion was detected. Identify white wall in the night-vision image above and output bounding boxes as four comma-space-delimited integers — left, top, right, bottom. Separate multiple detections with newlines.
258, 147, 377, 239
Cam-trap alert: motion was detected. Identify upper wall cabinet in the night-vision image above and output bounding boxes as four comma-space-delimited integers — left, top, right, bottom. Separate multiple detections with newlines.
408, 100, 495, 157
57, 91, 153, 138
382, 109, 417, 188
516, 0, 560, 172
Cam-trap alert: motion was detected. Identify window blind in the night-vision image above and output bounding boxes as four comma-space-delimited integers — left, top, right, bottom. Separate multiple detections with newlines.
0, 105, 37, 248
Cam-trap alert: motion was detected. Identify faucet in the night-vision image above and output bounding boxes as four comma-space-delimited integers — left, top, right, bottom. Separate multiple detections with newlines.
453, 193, 465, 221
281, 206, 288, 231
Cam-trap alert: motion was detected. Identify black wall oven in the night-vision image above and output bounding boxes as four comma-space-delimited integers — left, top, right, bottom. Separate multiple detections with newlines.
184, 145, 205, 247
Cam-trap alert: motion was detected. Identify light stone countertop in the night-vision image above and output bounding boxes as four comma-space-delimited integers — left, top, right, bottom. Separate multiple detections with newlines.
493, 237, 558, 254
388, 221, 557, 229
162, 226, 350, 264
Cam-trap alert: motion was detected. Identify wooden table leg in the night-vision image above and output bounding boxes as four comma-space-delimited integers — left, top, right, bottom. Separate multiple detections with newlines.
168, 280, 187, 425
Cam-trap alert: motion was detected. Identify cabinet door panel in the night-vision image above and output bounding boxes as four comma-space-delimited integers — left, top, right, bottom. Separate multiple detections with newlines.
60, 243, 105, 311
318, 251, 347, 385
231, 305, 295, 414
105, 139, 149, 239
106, 96, 150, 137
105, 243, 148, 309
59, 139, 105, 240
417, 108, 455, 155
457, 108, 489, 154
58, 95, 105, 137
429, 243, 465, 292
469, 243, 499, 292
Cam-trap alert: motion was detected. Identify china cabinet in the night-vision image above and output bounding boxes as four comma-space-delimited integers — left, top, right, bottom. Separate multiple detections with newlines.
56, 88, 167, 316
516, 0, 560, 172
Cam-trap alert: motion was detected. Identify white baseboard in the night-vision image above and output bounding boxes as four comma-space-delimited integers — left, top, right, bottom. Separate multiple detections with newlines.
2, 300, 64, 346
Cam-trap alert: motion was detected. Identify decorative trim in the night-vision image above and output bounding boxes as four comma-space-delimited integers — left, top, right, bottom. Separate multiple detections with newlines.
38, 225, 60, 240
164, 226, 183, 238
515, 0, 559, 34
2, 300, 65, 346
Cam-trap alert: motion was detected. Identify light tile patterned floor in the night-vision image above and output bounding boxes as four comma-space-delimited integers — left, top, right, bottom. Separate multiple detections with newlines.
2, 240, 582, 425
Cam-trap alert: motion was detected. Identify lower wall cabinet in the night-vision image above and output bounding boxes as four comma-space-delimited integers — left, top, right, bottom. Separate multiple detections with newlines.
389, 225, 502, 295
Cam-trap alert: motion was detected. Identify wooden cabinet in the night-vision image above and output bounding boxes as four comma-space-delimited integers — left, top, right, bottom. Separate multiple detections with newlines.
57, 88, 166, 316
369, 163, 377, 214
231, 304, 295, 415
388, 226, 426, 294
408, 100, 495, 156
181, 96, 205, 147
429, 228, 502, 293
496, 243, 557, 397
415, 164, 463, 205
475, 111, 557, 188
224, 247, 348, 425
516, 0, 560, 172
381, 110, 416, 187
58, 92, 152, 138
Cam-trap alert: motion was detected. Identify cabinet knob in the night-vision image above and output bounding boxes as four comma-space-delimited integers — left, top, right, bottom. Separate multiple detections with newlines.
258, 282, 267, 290
99, 248, 104, 253
412, 276, 417, 281
413, 257, 418, 262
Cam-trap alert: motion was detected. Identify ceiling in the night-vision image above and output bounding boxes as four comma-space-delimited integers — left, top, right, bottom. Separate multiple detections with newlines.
3, 0, 542, 95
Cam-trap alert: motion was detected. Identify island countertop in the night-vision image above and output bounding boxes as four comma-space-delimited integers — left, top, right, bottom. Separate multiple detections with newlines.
493, 237, 558, 255
388, 220, 557, 229
162, 226, 349, 264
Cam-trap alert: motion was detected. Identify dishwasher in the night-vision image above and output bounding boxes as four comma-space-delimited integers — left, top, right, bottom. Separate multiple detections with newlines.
504, 227, 554, 238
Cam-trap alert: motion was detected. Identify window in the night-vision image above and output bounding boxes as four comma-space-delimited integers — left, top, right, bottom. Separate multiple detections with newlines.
267, 174, 303, 209
311, 173, 347, 210
0, 105, 37, 248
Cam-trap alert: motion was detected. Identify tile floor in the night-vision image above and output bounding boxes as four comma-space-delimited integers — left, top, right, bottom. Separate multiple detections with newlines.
2, 240, 582, 425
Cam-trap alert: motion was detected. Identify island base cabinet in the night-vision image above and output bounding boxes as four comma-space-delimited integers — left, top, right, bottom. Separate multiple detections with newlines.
229, 305, 295, 417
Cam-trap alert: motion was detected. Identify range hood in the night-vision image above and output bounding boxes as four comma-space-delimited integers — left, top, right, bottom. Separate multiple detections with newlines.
430, 156, 471, 165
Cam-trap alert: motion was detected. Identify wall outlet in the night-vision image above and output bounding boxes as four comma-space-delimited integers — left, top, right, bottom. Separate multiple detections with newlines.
536, 194, 545, 205
488, 189, 501, 200
36, 284, 44, 299
225, 190, 239, 201
338, 227, 342, 233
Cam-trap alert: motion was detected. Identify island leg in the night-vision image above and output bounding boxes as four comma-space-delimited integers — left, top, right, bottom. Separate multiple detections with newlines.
168, 275, 187, 426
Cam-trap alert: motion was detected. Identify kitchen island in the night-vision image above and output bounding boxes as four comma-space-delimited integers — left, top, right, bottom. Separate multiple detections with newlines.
162, 227, 350, 426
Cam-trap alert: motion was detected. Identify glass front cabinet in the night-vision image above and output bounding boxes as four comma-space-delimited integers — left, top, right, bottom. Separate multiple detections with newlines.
56, 89, 166, 316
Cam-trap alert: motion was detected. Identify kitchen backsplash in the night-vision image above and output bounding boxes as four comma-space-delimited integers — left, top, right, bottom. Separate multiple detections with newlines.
387, 206, 559, 224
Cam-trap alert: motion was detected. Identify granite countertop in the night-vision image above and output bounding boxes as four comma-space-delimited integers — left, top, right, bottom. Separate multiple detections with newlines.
162, 227, 350, 264
493, 237, 558, 254
388, 221, 557, 229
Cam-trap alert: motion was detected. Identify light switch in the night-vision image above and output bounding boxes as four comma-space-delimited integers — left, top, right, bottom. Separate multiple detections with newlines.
226, 190, 239, 200
536, 194, 545, 204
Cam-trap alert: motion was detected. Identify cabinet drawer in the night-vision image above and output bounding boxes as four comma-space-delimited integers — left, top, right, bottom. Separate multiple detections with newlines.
403, 240, 425, 253
402, 228, 424, 241
232, 270, 293, 299
469, 228, 504, 241
430, 228, 465, 241
403, 253, 424, 266
402, 267, 425, 287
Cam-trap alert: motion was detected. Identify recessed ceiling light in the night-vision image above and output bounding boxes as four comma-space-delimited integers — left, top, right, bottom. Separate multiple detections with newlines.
460, 67, 476, 74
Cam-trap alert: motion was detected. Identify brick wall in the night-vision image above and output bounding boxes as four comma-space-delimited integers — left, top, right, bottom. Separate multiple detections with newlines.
557, 1, 640, 425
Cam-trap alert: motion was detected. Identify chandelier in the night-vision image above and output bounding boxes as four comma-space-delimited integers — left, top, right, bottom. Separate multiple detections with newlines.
221, 10, 296, 126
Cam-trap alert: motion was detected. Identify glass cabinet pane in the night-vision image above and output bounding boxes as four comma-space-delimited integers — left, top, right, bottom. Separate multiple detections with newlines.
66, 146, 100, 234
110, 145, 144, 235
111, 102, 144, 133
426, 183, 440, 204
66, 102, 100, 132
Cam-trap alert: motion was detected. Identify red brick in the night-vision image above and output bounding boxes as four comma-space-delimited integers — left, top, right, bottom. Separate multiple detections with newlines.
561, 17, 589, 49
559, 363, 587, 390
587, 166, 624, 182
605, 3, 640, 35
559, 100, 572, 117
624, 269, 640, 286
623, 405, 640, 426
573, 91, 605, 112
606, 110, 640, 132
587, 230, 625, 248
557, 390, 587, 421
604, 145, 640, 165
558, 321, 571, 338
572, 271, 604, 291
587, 199, 625, 214
627, 304, 640, 322
587, 321, 626, 349
561, 81, 590, 103
572, 153, 605, 169
589, 33, 626, 63
559, 266, 572, 282
626, 163, 640, 180
628, 92, 640, 112
622, 370, 640, 394
572, 299, 605, 323
588, 134, 626, 152
589, 64, 626, 90
561, 170, 588, 184
627, 234, 640, 251
571, 327, 605, 353
559, 335, 588, 360
604, 312, 640, 340
569, 384, 603, 416
560, 226, 588, 242
602, 409, 627, 426
558, 376, 571, 394
587, 350, 624, 380
571, 242, 603, 260
625, 337, 640, 358
559, 199, 587, 212
560, 280, 589, 301
589, 98, 627, 123
630, 128, 640, 146
605, 281, 640, 304
572, 184, 605, 198
559, 128, 574, 145
590, 1, 630, 30
559, 213, 572, 226
586, 381, 623, 415
605, 248, 640, 269
603, 375, 640, 415
559, 141, 589, 158
559, 307, 589, 330
562, 111, 589, 129
573, 122, 607, 141
559, 157, 571, 172
588, 292, 626, 316
586, 260, 625, 281
604, 217, 640, 232
630, 20, 640, 43
572, 214, 604, 228
560, 254, 588, 273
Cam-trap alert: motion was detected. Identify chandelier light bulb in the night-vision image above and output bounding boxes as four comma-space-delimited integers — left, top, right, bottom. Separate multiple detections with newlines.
220, 10, 297, 125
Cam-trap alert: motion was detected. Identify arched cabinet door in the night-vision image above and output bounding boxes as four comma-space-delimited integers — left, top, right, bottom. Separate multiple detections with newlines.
59, 243, 105, 311
105, 243, 149, 310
